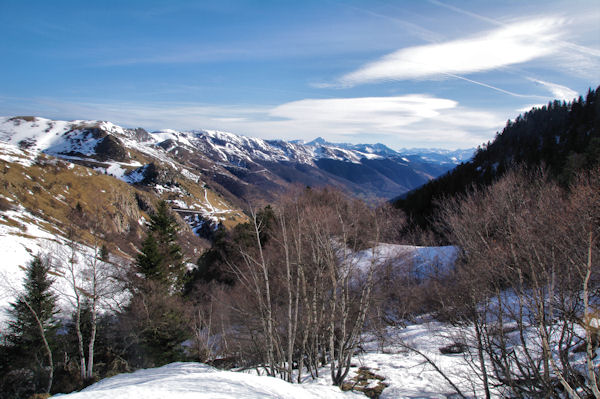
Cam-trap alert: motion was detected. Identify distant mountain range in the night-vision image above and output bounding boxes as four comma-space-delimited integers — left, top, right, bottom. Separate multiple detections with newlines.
0, 116, 473, 207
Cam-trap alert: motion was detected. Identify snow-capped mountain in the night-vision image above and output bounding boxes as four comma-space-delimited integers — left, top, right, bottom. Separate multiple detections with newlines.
0, 115, 468, 323
0, 116, 467, 204
397, 147, 475, 164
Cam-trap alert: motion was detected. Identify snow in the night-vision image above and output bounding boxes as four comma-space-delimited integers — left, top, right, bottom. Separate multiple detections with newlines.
53, 318, 501, 398
356, 322, 492, 398
100, 161, 145, 183
354, 243, 457, 278
0, 207, 127, 327
1, 116, 467, 183
0, 117, 76, 152
56, 362, 360, 399
0, 142, 36, 166
356, 152, 382, 160
0, 209, 60, 320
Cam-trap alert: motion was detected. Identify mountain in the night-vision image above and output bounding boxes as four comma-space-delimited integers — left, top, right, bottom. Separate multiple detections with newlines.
0, 115, 469, 293
0, 115, 471, 314
395, 85, 600, 229
397, 148, 475, 164
0, 116, 465, 208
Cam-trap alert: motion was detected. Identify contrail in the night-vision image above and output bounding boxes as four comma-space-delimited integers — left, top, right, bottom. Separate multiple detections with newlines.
443, 73, 546, 99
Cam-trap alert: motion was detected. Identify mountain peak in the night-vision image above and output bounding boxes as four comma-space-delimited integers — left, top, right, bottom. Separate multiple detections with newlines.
306, 137, 328, 146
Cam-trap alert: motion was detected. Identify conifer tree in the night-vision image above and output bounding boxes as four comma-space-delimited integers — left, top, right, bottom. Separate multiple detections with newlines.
5, 255, 58, 395
127, 201, 189, 366
136, 200, 184, 291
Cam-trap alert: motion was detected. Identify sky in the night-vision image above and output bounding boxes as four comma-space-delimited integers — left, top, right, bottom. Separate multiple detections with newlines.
0, 0, 598, 150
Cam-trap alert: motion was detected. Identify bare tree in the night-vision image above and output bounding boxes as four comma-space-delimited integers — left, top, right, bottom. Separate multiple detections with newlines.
224, 188, 394, 386
54, 206, 117, 382
436, 167, 600, 398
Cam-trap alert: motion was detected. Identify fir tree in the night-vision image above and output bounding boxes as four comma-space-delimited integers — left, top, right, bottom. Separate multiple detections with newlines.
136, 200, 184, 291
4, 255, 58, 395
126, 202, 189, 367
136, 233, 164, 282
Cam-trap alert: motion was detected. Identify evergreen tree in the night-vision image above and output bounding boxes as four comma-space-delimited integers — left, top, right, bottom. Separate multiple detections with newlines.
136, 200, 184, 291
126, 202, 190, 367
396, 85, 600, 232
2, 255, 58, 396
136, 234, 164, 281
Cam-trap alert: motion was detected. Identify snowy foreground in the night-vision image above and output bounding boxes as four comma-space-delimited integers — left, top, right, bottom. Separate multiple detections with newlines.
55, 321, 481, 399
54, 362, 360, 399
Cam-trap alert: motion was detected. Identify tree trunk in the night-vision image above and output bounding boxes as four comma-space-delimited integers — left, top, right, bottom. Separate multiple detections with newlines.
24, 300, 54, 394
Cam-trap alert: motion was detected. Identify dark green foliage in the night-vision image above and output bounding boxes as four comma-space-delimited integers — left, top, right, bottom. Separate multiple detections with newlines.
119, 283, 190, 369
137, 296, 188, 366
149, 200, 180, 244
136, 200, 184, 291
396, 85, 600, 231
238, 205, 275, 246
185, 205, 275, 293
136, 234, 164, 281
7, 257, 58, 346
186, 226, 234, 290
99, 244, 109, 262
123, 201, 190, 368
0, 255, 58, 398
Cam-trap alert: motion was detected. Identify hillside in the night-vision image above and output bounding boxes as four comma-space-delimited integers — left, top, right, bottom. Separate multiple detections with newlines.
0, 116, 467, 323
395, 85, 600, 229
0, 114, 468, 266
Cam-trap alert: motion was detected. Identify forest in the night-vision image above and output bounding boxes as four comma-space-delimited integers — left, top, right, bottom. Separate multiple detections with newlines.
396, 86, 600, 232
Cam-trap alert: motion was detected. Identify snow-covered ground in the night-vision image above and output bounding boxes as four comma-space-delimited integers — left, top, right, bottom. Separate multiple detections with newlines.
54, 320, 491, 399
54, 362, 362, 399
354, 243, 457, 279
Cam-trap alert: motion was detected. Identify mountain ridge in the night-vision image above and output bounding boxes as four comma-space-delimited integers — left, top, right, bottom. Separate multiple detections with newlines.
0, 116, 470, 204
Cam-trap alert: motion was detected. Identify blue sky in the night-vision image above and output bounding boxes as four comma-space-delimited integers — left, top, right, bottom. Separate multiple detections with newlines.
1, 0, 598, 149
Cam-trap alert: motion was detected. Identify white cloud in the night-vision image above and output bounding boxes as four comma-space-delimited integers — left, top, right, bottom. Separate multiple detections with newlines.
269, 96, 456, 128
517, 104, 547, 113
255, 96, 505, 148
529, 79, 578, 101
339, 18, 564, 86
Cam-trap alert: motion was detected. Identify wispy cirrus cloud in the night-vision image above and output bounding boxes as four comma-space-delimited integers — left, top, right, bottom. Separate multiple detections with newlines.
338, 18, 565, 87
529, 79, 579, 101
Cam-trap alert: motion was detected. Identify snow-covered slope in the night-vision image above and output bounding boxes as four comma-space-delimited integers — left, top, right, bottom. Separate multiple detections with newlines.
0, 117, 248, 230
354, 243, 457, 278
